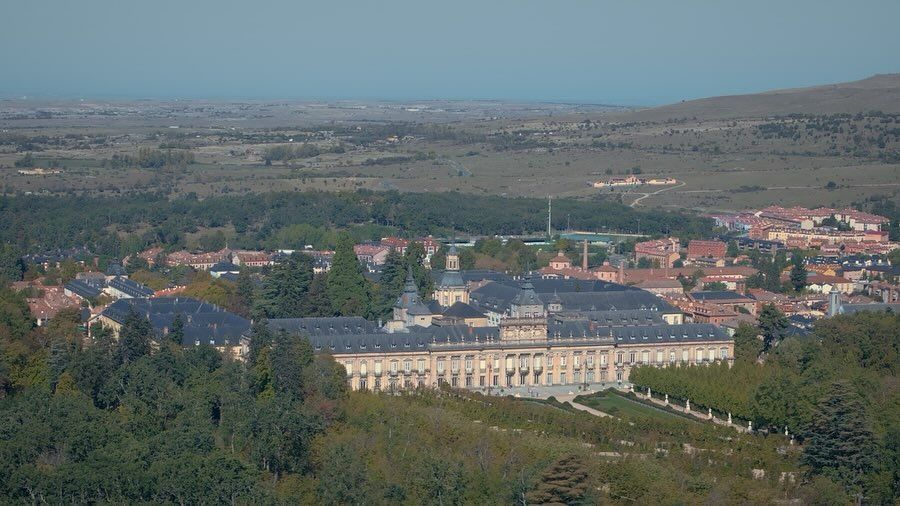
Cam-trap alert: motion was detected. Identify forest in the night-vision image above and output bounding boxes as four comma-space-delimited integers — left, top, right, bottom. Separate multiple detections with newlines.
0, 190, 714, 262
629, 311, 900, 503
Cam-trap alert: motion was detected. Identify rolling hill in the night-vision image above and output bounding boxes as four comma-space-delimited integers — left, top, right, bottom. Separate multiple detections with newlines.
622, 73, 900, 121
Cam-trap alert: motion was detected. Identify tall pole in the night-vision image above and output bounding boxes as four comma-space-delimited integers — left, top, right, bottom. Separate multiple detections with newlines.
547, 195, 552, 239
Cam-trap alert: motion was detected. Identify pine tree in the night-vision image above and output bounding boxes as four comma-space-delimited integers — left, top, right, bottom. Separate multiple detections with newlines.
377, 250, 406, 316
169, 313, 185, 345
802, 381, 878, 498
118, 311, 152, 365
255, 252, 313, 318
758, 303, 789, 352
235, 268, 255, 318
326, 234, 371, 317
301, 273, 332, 316
525, 454, 591, 505
790, 254, 808, 292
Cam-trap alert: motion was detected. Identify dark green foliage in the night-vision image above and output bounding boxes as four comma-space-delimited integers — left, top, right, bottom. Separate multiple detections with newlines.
168, 313, 185, 345
758, 303, 789, 352
117, 312, 151, 365
0, 190, 714, 261
630, 312, 900, 502
802, 381, 878, 497
526, 454, 592, 505
790, 254, 807, 292
326, 234, 371, 317
255, 252, 314, 318
0, 244, 24, 283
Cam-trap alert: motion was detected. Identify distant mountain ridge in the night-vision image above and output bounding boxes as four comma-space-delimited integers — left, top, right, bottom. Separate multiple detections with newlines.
622, 74, 900, 121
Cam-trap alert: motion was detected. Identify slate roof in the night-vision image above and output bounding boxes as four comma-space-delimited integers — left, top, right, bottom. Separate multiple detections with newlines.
65, 279, 103, 299
396, 272, 432, 315
294, 322, 730, 355
105, 263, 127, 276
267, 316, 380, 336
436, 269, 466, 288
470, 279, 679, 315
688, 290, 751, 302
102, 297, 249, 346
210, 260, 240, 273
840, 303, 900, 315
108, 276, 155, 298
441, 301, 485, 319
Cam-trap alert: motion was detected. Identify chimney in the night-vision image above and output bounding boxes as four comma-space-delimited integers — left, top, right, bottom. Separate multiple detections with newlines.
582, 240, 588, 271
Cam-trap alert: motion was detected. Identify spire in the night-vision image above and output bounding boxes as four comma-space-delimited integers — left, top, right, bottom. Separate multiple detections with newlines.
403, 267, 417, 294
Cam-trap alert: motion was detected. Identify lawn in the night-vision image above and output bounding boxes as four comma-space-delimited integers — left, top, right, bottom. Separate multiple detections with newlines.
574, 390, 694, 422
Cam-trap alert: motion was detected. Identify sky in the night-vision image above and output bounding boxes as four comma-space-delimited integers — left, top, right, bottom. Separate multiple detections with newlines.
2, 0, 899, 105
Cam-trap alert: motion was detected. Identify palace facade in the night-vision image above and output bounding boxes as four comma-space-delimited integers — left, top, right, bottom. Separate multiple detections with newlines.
260, 248, 733, 392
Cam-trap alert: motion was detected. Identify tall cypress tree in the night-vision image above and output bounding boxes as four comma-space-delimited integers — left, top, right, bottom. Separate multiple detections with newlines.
790, 254, 808, 292
377, 250, 406, 316
802, 381, 877, 498
326, 234, 371, 317
169, 313, 185, 345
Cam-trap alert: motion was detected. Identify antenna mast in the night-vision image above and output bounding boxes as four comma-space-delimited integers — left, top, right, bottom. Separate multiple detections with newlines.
547, 195, 552, 238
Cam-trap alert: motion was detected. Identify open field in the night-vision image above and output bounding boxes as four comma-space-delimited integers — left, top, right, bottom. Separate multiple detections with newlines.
2, 75, 898, 212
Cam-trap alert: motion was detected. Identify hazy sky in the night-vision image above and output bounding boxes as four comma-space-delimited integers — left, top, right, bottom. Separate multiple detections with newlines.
2, 0, 899, 105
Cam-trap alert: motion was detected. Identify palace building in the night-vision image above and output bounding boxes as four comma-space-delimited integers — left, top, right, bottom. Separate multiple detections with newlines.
258, 271, 734, 392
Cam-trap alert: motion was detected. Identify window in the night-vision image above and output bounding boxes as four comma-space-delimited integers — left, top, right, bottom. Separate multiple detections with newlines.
390, 361, 398, 373
479, 376, 485, 387
656, 350, 663, 363
600, 370, 607, 381
360, 361, 367, 376
437, 358, 445, 374
560, 373, 567, 385
519, 356, 528, 369
561, 355, 568, 367
696, 348, 704, 363
586, 355, 594, 368
493, 357, 500, 370
465, 376, 473, 387
506, 356, 515, 371
465, 357, 473, 372
573, 355, 581, 368
720, 347, 729, 359
642, 351, 649, 364
534, 355, 543, 369
403, 359, 411, 373
600, 353, 607, 366
451, 377, 458, 387
681, 349, 689, 363
587, 371, 595, 383
616, 370, 623, 382
451, 357, 460, 373
492, 375, 499, 386
359, 378, 367, 391
669, 350, 676, 363
547, 373, 554, 385
479, 358, 486, 372
345, 362, 353, 376
574, 371, 581, 384
374, 378, 381, 391
629, 352, 636, 365
417, 358, 426, 373
616, 352, 624, 365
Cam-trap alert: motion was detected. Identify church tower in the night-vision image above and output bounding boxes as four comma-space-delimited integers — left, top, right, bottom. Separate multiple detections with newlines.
500, 276, 548, 342
435, 245, 468, 307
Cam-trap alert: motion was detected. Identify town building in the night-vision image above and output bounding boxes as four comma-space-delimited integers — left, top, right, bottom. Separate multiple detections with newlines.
687, 240, 727, 260
633, 238, 680, 268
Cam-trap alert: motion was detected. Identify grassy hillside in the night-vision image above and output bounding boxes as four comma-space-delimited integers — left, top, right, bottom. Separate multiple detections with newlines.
620, 74, 900, 122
